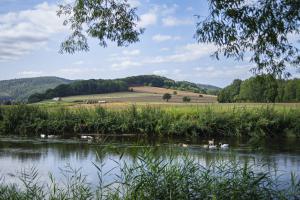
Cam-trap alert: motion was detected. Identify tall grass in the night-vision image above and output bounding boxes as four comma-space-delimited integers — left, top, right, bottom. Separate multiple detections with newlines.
0, 104, 300, 138
0, 151, 299, 199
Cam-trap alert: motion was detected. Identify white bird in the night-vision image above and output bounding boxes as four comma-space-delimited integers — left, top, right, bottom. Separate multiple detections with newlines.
208, 139, 214, 145
81, 135, 93, 140
48, 135, 56, 139
209, 145, 217, 149
182, 144, 188, 148
40, 134, 46, 139
219, 143, 229, 149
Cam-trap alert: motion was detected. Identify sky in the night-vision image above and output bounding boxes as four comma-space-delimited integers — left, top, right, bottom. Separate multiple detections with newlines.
0, 0, 299, 87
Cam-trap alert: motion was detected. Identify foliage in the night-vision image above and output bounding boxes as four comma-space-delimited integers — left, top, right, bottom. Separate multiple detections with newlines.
57, 0, 143, 53
0, 152, 299, 199
219, 75, 300, 103
162, 93, 171, 102
218, 79, 242, 103
195, 0, 300, 75
1, 105, 300, 138
182, 96, 191, 102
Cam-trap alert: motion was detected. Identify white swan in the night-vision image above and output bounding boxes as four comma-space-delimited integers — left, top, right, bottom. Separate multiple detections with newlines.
219, 143, 229, 149
81, 135, 93, 140
208, 145, 217, 149
208, 139, 214, 145
40, 134, 46, 139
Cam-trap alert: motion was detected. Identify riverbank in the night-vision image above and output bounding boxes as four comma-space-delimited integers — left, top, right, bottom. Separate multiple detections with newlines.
0, 104, 299, 138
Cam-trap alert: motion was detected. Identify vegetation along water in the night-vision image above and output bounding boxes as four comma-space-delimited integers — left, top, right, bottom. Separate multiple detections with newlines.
0, 104, 300, 138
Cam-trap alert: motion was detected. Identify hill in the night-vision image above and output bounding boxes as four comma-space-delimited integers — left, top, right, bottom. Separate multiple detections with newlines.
0, 77, 72, 102
28, 75, 220, 103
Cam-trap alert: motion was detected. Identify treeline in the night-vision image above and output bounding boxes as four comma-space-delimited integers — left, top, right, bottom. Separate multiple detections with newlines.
28, 80, 128, 103
122, 75, 220, 95
218, 75, 300, 103
0, 105, 300, 138
28, 75, 220, 103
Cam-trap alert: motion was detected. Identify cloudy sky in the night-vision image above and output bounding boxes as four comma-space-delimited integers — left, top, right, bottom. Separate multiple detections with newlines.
0, 0, 299, 87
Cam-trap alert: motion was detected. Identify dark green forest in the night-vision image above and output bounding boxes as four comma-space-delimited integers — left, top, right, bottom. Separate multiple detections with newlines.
218, 75, 300, 103
28, 75, 220, 103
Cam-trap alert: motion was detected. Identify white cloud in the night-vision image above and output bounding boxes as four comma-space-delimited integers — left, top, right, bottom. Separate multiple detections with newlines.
138, 12, 157, 28
153, 69, 168, 75
74, 60, 84, 65
122, 49, 141, 56
0, 2, 66, 62
57, 67, 101, 76
152, 34, 181, 42
152, 4, 178, 16
108, 43, 216, 71
186, 7, 194, 11
148, 43, 216, 64
128, 0, 141, 7
193, 65, 252, 80
19, 70, 43, 77
160, 47, 170, 51
111, 60, 141, 71
162, 16, 193, 27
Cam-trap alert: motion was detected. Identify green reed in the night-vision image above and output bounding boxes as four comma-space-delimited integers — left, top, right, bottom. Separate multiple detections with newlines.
0, 104, 300, 138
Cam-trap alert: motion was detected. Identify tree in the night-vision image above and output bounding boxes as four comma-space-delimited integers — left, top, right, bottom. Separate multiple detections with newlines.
182, 96, 191, 102
218, 79, 242, 102
195, 0, 300, 75
162, 93, 172, 102
57, 0, 143, 53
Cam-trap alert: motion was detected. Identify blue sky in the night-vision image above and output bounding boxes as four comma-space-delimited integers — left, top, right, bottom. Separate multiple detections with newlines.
0, 0, 298, 87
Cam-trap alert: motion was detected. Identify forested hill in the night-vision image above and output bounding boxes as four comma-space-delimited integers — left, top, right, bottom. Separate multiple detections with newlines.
28, 75, 220, 103
0, 77, 72, 102
218, 75, 300, 103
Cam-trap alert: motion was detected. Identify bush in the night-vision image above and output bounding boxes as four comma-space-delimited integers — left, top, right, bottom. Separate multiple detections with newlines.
162, 93, 172, 102
182, 96, 191, 102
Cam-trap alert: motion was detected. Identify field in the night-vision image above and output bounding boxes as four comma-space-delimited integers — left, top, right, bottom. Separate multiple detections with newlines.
54, 86, 217, 106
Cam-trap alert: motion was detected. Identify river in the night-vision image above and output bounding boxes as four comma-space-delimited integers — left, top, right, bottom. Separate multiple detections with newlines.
1, 136, 300, 186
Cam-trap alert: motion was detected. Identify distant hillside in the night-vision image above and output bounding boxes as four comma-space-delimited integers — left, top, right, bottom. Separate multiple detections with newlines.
27, 75, 220, 103
0, 77, 72, 102
197, 83, 221, 91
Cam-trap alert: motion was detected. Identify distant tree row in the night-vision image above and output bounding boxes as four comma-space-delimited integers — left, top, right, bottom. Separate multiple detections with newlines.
218, 75, 300, 103
28, 79, 128, 103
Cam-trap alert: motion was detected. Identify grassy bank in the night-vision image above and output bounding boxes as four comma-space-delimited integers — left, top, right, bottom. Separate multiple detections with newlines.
0, 104, 300, 138
0, 151, 299, 200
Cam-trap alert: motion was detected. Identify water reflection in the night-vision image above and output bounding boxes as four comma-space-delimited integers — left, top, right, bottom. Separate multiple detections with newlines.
0, 136, 300, 185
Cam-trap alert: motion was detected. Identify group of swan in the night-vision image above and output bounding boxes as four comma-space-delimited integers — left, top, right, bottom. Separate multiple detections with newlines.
40, 134, 59, 139
179, 140, 229, 150
206, 139, 229, 150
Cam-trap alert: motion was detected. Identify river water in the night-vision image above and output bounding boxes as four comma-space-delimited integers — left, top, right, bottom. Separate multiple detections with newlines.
0, 136, 300, 186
